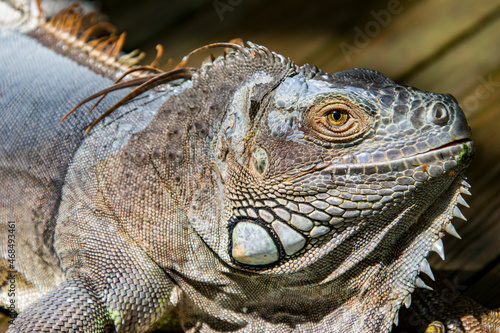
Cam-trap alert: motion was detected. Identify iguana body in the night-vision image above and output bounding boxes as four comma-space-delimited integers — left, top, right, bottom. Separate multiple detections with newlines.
0, 3, 499, 332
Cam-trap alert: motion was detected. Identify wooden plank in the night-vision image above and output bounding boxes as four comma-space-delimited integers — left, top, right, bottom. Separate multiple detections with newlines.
135, 1, 394, 69
0, 311, 10, 333
464, 258, 500, 309
406, 15, 500, 103
100, 0, 210, 50
312, 0, 500, 77
98, 0, 500, 86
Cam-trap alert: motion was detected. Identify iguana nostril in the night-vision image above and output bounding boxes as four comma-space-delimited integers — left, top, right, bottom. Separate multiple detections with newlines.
430, 102, 450, 125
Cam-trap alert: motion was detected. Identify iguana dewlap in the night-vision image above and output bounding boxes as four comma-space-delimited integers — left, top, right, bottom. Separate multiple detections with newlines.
1, 3, 499, 333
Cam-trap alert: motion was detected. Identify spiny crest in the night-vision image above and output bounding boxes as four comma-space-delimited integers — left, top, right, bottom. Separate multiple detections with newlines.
314, 68, 396, 89
33, 3, 146, 76
299, 63, 326, 79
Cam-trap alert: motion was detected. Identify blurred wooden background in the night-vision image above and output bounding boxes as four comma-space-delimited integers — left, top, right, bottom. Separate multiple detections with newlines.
1, 0, 500, 332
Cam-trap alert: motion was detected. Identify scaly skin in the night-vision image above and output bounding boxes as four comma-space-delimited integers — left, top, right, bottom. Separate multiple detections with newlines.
1, 2, 499, 332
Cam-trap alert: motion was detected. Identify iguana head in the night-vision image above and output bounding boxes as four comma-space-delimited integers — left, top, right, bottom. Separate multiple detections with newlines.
196, 42, 474, 329
221, 65, 473, 270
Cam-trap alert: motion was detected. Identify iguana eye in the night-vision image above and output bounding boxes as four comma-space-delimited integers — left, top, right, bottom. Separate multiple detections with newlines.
309, 100, 372, 142
314, 103, 355, 134
326, 109, 349, 126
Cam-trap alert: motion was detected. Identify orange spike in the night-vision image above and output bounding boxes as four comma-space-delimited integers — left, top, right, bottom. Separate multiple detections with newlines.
36, 0, 43, 18
229, 38, 245, 46
150, 45, 164, 68
93, 36, 118, 54
108, 33, 126, 60
175, 42, 248, 68
87, 35, 110, 48
80, 22, 117, 42
64, 11, 80, 34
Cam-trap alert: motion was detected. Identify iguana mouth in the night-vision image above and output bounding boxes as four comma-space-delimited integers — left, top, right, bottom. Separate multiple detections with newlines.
418, 139, 474, 167
427, 138, 472, 153
315, 139, 475, 176
278, 139, 474, 186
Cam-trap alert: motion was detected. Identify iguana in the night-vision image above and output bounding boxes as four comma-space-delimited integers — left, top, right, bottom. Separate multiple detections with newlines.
0, 2, 499, 332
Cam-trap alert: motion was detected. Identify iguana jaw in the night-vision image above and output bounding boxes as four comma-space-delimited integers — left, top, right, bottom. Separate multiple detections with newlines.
285, 152, 473, 332
381, 174, 472, 332
225, 135, 473, 271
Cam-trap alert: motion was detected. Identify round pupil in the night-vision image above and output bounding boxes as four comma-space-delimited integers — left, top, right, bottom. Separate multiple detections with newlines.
332, 110, 342, 121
